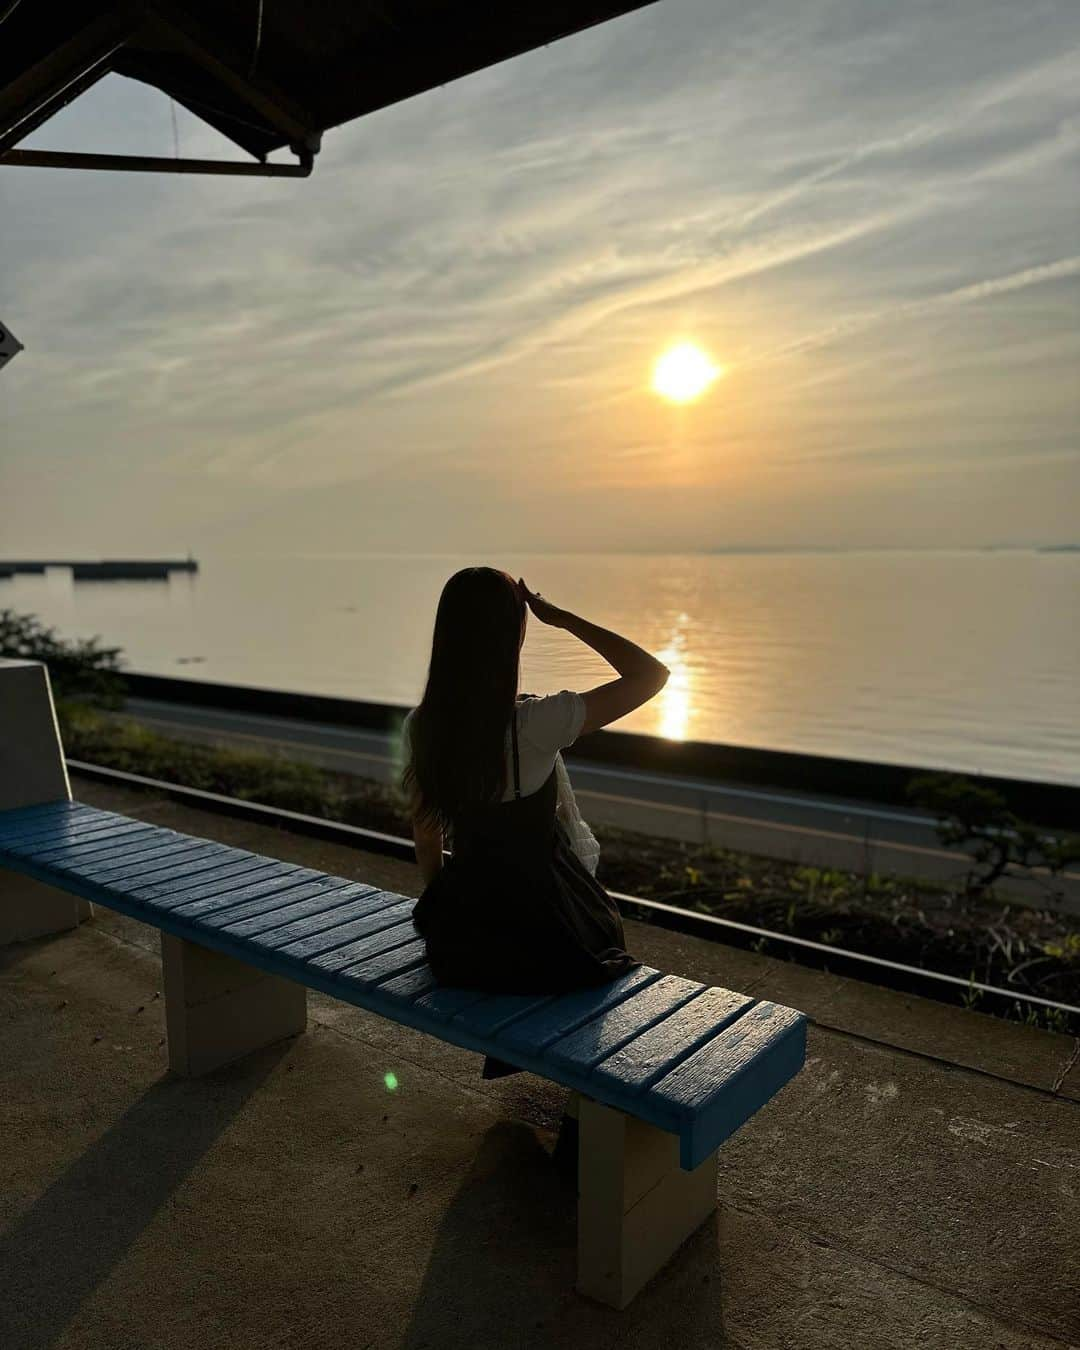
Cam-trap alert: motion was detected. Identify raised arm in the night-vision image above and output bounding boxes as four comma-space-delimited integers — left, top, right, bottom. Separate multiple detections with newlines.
517, 580, 669, 736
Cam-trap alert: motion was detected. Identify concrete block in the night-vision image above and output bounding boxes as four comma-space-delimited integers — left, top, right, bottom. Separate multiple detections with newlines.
0, 659, 88, 944
0, 659, 71, 810
0, 870, 87, 944
0, 661, 88, 946
161, 932, 307, 1076
576, 1095, 717, 1309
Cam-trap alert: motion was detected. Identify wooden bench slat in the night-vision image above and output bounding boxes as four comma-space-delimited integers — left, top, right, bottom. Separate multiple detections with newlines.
299, 907, 418, 972
413, 985, 490, 1022
306, 917, 418, 974
14, 821, 161, 863
0, 800, 80, 831
117, 852, 262, 898
246, 891, 403, 948
590, 987, 755, 1096
64, 824, 198, 860
0, 805, 124, 847
650, 1001, 807, 1169
165, 868, 326, 920
275, 900, 414, 960
0, 799, 99, 829
133, 859, 289, 905
545, 974, 705, 1073
189, 877, 361, 931
10, 807, 147, 838
221, 885, 385, 941
336, 936, 428, 988
377, 964, 440, 1001
36, 830, 192, 871
496, 966, 662, 1056
11, 831, 168, 872
449, 990, 560, 1038
77, 840, 231, 883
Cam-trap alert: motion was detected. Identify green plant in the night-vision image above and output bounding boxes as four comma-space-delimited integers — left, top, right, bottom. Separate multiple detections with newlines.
1013, 1000, 1042, 1028
1041, 933, 1080, 963
1041, 1007, 1070, 1035
0, 608, 125, 708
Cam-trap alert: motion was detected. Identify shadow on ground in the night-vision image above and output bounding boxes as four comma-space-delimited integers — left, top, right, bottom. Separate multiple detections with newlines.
402, 1120, 729, 1350
0, 1046, 288, 1350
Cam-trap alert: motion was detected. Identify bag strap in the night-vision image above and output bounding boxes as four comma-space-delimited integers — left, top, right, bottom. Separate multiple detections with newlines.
510, 702, 522, 799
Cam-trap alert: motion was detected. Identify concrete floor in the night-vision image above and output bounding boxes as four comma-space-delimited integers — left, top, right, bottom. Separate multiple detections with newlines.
1, 776, 1078, 1350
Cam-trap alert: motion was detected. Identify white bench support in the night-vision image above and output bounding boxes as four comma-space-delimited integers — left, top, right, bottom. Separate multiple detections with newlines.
0, 873, 91, 945
161, 932, 307, 1076
576, 1095, 718, 1309
0, 659, 93, 946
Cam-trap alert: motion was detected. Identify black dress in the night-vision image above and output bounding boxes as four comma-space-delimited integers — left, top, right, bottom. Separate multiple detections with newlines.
411, 700, 639, 1076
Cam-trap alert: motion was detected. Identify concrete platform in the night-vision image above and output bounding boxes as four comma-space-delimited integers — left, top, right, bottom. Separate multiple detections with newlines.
1, 776, 1078, 1350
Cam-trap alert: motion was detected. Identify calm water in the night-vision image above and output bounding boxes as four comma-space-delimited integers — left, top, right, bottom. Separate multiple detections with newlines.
4, 551, 1078, 785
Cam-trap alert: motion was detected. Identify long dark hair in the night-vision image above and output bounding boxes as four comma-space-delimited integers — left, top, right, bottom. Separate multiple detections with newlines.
403, 567, 525, 832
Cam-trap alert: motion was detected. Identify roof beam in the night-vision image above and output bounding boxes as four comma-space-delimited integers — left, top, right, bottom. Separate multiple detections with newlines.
143, 1, 319, 154
0, 4, 143, 153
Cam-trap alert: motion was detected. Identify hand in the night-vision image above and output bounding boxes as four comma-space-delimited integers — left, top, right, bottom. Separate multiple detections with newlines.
517, 578, 567, 629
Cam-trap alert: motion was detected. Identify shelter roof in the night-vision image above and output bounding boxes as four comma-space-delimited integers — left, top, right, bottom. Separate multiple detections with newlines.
1, 2, 658, 175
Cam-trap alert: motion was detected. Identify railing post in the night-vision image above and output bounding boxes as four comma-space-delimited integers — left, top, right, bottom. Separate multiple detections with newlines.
0, 659, 92, 944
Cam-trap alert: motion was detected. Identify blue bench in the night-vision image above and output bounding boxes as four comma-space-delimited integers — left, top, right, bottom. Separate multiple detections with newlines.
0, 661, 806, 1308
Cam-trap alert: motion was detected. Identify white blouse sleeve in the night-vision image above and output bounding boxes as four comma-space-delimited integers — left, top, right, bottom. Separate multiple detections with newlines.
555, 752, 601, 876
521, 689, 586, 752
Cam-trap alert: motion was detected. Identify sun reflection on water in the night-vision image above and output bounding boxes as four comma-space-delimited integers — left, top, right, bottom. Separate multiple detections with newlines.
656, 629, 693, 740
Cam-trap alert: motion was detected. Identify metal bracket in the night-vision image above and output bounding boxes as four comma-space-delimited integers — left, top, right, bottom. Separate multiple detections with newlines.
1, 147, 314, 176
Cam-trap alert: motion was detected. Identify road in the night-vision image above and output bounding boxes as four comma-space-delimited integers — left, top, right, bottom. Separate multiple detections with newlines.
111, 695, 1079, 914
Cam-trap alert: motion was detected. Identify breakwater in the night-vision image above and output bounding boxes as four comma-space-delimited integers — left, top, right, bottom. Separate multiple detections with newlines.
0, 558, 198, 580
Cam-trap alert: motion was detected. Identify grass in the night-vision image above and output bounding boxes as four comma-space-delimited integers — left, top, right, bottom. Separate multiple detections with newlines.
62, 705, 1080, 1035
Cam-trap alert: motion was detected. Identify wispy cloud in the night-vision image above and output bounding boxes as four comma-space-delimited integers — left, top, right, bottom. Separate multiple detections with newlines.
2, 0, 1078, 551
750, 255, 1080, 367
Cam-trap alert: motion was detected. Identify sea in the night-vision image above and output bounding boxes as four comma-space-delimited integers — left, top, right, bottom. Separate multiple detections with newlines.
3, 550, 1078, 786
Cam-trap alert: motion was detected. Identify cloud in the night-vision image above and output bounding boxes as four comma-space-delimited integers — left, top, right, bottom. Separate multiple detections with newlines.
2, 0, 1078, 551
750, 255, 1080, 367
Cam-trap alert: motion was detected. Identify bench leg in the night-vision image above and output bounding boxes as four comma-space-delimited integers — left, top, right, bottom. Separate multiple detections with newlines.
576, 1096, 717, 1309
161, 932, 307, 1076
0, 871, 93, 946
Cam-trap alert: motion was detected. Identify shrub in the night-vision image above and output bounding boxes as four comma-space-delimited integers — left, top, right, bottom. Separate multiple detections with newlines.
0, 609, 125, 708
907, 771, 1080, 902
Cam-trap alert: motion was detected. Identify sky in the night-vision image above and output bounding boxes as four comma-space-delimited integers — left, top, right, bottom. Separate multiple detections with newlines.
2, 0, 1078, 556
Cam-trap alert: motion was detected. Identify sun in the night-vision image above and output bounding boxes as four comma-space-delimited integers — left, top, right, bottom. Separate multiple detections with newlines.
651, 342, 722, 403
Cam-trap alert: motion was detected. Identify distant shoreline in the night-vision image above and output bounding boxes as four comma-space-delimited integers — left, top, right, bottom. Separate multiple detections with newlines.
3, 546, 1077, 563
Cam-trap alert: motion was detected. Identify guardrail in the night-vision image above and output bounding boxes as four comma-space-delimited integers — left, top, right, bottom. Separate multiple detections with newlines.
67, 758, 1080, 1033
